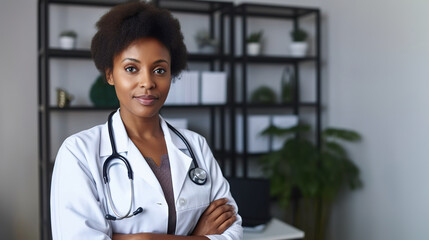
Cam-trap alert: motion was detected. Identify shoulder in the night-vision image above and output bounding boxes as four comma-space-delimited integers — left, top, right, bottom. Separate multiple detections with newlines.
63, 124, 103, 149
53, 124, 105, 185
57, 123, 104, 161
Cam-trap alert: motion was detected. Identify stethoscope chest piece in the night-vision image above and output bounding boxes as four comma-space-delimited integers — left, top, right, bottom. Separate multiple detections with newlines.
189, 167, 207, 185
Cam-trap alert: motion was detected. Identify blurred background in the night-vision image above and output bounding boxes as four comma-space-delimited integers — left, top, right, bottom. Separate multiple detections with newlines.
1, 0, 429, 239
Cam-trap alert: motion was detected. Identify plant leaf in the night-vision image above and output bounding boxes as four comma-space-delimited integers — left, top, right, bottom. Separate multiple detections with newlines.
261, 124, 310, 137
323, 128, 361, 142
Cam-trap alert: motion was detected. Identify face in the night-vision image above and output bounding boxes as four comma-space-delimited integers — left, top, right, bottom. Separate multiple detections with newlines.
106, 37, 171, 120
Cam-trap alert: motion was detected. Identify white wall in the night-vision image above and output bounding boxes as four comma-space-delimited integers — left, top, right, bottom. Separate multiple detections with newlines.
325, 0, 429, 239
0, 0, 39, 239
2, 0, 429, 239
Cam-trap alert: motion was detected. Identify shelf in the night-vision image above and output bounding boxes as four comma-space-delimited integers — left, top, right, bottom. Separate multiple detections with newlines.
48, 106, 117, 111
163, 104, 226, 108
235, 3, 319, 19
234, 102, 317, 108
43, 48, 229, 62
155, 0, 233, 14
48, 0, 133, 7
217, 151, 268, 159
45, 48, 92, 59
235, 55, 317, 64
44, 49, 316, 64
46, 104, 228, 112
187, 53, 228, 61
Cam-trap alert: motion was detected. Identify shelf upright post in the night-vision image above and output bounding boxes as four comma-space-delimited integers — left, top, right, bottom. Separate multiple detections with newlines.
292, 11, 300, 118
220, 106, 225, 170
241, 4, 248, 178
38, 0, 52, 238
219, 5, 225, 72
210, 106, 216, 149
219, 3, 232, 172
209, 3, 215, 71
316, 10, 321, 148
219, 6, 225, 170
227, 4, 236, 178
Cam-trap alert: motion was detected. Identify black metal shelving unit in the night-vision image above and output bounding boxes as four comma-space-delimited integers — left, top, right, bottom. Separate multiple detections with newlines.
38, 0, 321, 239
234, 3, 321, 178
38, 0, 234, 239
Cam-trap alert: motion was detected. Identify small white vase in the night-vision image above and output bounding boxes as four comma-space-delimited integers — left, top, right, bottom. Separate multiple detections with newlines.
59, 36, 76, 50
247, 43, 261, 56
289, 42, 308, 57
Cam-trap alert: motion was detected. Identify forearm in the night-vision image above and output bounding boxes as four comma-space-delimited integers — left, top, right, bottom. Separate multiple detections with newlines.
113, 233, 209, 240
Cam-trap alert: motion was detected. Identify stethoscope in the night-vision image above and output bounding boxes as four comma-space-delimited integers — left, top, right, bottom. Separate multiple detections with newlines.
103, 111, 208, 221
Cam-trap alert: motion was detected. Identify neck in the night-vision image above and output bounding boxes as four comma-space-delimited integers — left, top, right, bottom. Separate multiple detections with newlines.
119, 110, 163, 141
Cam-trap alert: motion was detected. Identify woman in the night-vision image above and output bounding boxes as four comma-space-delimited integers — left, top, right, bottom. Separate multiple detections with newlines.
50, 2, 242, 240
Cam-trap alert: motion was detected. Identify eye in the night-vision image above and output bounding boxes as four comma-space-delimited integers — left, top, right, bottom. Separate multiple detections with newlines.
154, 68, 166, 75
125, 66, 137, 73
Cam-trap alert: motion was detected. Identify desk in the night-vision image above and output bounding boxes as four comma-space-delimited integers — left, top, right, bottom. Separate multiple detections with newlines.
243, 218, 304, 240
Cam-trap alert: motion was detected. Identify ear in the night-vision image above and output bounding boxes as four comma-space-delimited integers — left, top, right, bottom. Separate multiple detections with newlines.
105, 69, 114, 86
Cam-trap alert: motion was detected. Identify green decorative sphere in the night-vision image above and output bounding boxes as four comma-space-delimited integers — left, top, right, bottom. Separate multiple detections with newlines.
89, 75, 119, 107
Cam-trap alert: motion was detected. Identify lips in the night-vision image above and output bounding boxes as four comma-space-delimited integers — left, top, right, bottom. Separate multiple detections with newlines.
134, 94, 159, 106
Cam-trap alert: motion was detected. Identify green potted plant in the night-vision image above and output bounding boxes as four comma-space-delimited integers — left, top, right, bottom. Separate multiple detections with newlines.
250, 85, 277, 104
246, 30, 263, 56
59, 30, 77, 50
290, 28, 308, 57
259, 124, 362, 240
195, 29, 218, 54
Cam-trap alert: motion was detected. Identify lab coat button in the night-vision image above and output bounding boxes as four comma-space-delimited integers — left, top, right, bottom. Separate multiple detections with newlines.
179, 198, 187, 206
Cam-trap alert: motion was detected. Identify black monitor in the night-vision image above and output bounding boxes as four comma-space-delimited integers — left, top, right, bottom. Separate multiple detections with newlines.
228, 178, 271, 227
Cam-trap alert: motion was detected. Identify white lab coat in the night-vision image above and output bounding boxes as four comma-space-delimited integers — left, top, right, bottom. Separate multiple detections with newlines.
50, 110, 243, 240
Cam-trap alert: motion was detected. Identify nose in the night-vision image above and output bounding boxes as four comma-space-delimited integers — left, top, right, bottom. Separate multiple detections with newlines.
139, 71, 156, 89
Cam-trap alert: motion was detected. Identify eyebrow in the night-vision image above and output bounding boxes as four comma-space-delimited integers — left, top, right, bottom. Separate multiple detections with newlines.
121, 58, 140, 63
121, 58, 169, 65
153, 59, 169, 65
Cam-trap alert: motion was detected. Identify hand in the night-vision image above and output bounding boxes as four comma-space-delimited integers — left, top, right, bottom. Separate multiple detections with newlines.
192, 198, 237, 236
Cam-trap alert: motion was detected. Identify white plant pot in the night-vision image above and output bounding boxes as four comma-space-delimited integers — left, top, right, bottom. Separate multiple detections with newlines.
59, 36, 76, 50
289, 42, 308, 57
247, 43, 261, 56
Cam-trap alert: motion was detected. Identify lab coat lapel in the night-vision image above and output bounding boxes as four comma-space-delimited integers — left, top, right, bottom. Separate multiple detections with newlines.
160, 117, 193, 202
126, 140, 163, 195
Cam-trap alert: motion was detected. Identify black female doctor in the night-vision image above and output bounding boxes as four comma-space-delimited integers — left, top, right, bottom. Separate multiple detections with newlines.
50, 2, 242, 240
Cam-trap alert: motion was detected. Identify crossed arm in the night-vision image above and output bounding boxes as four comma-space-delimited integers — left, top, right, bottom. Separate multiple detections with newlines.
113, 198, 236, 240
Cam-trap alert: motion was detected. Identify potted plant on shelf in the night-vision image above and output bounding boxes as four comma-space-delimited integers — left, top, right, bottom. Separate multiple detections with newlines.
195, 29, 218, 54
289, 28, 308, 57
59, 30, 77, 50
246, 30, 263, 56
259, 124, 362, 240
250, 85, 277, 104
